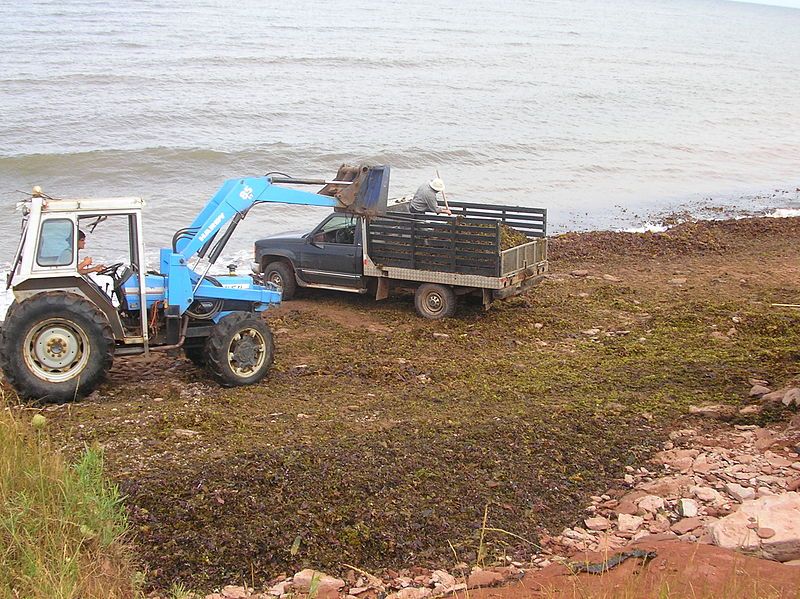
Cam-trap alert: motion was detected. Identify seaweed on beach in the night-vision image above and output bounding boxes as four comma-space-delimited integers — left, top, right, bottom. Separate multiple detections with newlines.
27, 215, 800, 593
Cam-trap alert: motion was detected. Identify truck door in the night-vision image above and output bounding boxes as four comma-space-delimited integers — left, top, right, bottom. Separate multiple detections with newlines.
298, 214, 364, 288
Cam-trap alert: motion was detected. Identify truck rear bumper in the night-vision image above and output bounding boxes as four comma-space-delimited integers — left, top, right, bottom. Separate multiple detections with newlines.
493, 273, 545, 300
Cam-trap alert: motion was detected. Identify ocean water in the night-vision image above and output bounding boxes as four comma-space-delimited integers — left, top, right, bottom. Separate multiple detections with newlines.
1, 0, 799, 271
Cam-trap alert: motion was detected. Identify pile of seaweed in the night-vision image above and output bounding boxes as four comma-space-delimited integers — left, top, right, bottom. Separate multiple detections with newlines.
455, 218, 531, 251
500, 224, 531, 250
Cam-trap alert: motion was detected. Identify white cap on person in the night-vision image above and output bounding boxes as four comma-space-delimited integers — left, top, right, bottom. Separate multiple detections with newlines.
429, 178, 445, 192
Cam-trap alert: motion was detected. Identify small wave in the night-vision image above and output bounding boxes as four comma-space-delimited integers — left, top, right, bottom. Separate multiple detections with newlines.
766, 208, 800, 218
624, 222, 669, 233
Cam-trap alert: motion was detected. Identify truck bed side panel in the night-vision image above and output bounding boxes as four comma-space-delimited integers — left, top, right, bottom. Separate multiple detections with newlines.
367, 217, 501, 277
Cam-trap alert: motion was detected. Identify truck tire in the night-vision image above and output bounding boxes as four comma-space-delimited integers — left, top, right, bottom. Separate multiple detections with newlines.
414, 284, 457, 320
205, 313, 274, 387
0, 292, 115, 402
263, 260, 296, 300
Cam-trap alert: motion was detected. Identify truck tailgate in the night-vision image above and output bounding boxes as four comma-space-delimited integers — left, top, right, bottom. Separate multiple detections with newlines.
501, 238, 547, 277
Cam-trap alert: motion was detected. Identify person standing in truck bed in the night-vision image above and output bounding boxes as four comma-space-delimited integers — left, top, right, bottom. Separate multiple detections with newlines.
409, 178, 452, 215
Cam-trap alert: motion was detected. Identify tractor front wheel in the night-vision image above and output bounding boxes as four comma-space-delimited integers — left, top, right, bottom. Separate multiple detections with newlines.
0, 292, 114, 402
205, 313, 274, 386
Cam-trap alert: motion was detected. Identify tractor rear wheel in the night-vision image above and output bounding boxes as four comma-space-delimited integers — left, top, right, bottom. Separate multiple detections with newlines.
0, 292, 114, 402
205, 313, 274, 387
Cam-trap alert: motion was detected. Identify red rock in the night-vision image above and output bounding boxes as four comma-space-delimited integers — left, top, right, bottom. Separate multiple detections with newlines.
387, 589, 432, 599
616, 500, 639, 515
637, 495, 665, 514
782, 388, 800, 407
655, 449, 699, 468
692, 454, 718, 474
757, 528, 776, 539
639, 475, 693, 497
431, 570, 456, 588
584, 516, 611, 531
615, 490, 648, 514
671, 517, 705, 535
761, 389, 788, 403
632, 532, 677, 543
292, 569, 345, 599
755, 436, 777, 451
618, 514, 644, 533
467, 569, 504, 588
765, 452, 792, 468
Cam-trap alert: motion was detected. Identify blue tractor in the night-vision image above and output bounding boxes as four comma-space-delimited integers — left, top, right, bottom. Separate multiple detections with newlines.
0, 165, 388, 402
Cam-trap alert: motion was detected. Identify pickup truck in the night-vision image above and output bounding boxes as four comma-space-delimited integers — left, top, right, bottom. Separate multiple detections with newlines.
253, 198, 548, 319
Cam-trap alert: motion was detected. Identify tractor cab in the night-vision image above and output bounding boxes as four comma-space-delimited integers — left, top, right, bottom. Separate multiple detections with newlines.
6, 192, 151, 345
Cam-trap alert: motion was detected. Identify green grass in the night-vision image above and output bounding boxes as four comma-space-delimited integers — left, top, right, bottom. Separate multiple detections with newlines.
0, 391, 141, 599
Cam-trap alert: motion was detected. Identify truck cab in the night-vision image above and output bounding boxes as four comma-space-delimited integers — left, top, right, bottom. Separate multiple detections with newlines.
255, 212, 366, 298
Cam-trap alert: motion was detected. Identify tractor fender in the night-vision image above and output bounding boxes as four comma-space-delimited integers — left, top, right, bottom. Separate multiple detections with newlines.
12, 276, 125, 340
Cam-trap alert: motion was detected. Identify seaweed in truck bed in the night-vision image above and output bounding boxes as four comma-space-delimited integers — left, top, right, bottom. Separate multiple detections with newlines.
500, 224, 531, 251
451, 217, 531, 251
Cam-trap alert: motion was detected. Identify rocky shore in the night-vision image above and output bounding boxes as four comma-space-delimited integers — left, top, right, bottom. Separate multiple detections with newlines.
164, 407, 800, 599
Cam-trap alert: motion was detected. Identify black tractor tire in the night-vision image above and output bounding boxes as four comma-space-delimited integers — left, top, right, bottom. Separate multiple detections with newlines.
414, 283, 457, 320
3, 300, 18, 323
263, 260, 296, 300
0, 292, 114, 402
205, 313, 274, 387
0, 300, 17, 375
183, 342, 206, 367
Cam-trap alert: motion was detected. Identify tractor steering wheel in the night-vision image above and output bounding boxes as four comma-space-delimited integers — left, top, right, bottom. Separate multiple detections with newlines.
96, 262, 125, 279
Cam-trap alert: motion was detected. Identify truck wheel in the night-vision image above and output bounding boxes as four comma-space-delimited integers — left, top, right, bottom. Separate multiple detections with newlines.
414, 284, 457, 320
0, 292, 114, 402
264, 261, 296, 300
205, 313, 274, 387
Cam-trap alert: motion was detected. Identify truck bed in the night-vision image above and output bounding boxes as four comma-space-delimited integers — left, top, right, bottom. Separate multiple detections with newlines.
364, 201, 547, 290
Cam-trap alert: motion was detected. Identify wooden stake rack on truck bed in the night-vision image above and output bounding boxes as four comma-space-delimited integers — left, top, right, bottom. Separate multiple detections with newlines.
364, 201, 547, 302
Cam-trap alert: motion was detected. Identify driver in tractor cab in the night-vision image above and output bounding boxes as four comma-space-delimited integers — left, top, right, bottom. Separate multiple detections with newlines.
75, 230, 105, 276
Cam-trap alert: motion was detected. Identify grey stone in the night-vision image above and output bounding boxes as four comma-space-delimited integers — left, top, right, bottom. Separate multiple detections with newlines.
709, 493, 800, 562
678, 498, 699, 517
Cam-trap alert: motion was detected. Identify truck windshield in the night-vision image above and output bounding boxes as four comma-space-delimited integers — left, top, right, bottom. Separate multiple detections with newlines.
314, 215, 356, 244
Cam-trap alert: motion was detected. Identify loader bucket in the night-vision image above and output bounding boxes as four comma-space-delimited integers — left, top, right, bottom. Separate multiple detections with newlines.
318, 164, 390, 216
